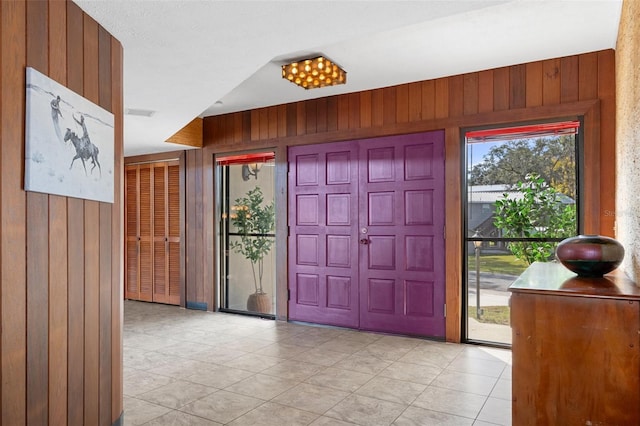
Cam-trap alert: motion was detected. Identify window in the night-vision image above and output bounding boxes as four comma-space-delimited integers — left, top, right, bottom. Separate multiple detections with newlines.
464, 120, 581, 345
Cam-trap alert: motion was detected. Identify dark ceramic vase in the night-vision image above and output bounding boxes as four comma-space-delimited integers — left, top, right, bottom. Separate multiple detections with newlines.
555, 235, 625, 277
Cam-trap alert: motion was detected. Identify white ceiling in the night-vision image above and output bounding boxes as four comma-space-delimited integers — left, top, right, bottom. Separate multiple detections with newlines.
73, 0, 623, 157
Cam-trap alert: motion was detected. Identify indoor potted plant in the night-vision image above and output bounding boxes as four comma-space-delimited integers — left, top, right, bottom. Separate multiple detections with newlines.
229, 186, 275, 313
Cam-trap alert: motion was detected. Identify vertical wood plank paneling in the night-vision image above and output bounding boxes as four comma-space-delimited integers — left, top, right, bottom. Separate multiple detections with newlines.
83, 14, 101, 425
408, 82, 422, 122
382, 87, 396, 125
268, 106, 278, 139
326, 97, 338, 131
232, 113, 243, 142
360, 92, 372, 128
49, 193, 68, 426
277, 105, 287, 137
371, 88, 384, 127
26, 1, 49, 423
98, 203, 112, 426
1, 1, 27, 424
434, 79, 449, 119
66, 3, 85, 422
241, 112, 250, 142
561, 56, 579, 103
259, 108, 269, 140
98, 25, 112, 426
250, 110, 259, 141
84, 201, 100, 426
348, 93, 360, 129
26, 194, 49, 425
2, 1, 122, 424
67, 195, 85, 426
421, 80, 435, 121
396, 83, 409, 123
316, 98, 327, 133
510, 64, 526, 109
448, 75, 464, 117
579, 52, 598, 101
478, 70, 493, 113
110, 36, 124, 423
337, 95, 349, 130
493, 67, 509, 111
286, 104, 296, 137
463, 73, 479, 116
525, 61, 543, 107
296, 102, 306, 135
597, 50, 615, 237
305, 99, 317, 134
48, 1, 68, 424
542, 58, 561, 105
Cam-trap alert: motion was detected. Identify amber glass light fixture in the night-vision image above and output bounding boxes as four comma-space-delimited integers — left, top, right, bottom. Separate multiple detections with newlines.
282, 56, 346, 90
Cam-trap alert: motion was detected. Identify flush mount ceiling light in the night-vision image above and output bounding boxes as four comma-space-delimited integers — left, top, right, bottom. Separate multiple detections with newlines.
282, 56, 346, 90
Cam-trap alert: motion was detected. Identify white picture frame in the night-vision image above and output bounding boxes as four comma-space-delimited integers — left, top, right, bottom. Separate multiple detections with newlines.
25, 66, 115, 203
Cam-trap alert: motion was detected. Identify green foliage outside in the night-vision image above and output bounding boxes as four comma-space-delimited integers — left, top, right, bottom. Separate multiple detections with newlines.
229, 186, 275, 294
469, 136, 576, 198
493, 174, 576, 265
468, 306, 510, 325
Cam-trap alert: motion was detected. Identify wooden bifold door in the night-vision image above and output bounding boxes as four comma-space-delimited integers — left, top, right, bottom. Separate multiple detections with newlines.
126, 161, 181, 305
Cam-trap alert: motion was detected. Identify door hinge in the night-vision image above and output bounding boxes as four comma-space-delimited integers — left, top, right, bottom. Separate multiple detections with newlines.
443, 304, 447, 318
287, 225, 290, 237
287, 289, 291, 301
443, 225, 446, 239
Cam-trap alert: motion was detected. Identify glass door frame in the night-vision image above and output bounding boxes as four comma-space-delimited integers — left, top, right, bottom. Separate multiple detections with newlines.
215, 149, 277, 319
461, 117, 585, 346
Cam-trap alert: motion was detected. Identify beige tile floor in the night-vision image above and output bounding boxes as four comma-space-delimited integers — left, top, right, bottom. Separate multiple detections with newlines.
123, 300, 512, 426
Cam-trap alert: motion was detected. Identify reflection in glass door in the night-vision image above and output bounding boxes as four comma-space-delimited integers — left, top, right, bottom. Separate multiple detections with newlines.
217, 153, 276, 317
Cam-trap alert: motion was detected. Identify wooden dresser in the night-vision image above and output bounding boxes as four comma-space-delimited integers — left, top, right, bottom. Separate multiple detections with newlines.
509, 262, 640, 425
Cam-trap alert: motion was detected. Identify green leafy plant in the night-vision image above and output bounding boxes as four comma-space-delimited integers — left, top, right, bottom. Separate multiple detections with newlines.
229, 186, 275, 294
493, 174, 576, 265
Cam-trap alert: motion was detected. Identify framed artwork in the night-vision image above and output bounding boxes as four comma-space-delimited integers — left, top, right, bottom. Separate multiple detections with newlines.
25, 66, 114, 203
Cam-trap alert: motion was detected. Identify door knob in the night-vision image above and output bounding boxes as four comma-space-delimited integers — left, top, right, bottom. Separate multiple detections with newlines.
360, 238, 370, 245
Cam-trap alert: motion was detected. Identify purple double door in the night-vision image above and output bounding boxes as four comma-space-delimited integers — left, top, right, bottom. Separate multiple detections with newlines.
288, 131, 445, 338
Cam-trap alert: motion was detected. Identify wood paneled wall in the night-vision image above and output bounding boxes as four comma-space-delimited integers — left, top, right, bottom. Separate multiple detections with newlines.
0, 1, 124, 424
192, 50, 615, 342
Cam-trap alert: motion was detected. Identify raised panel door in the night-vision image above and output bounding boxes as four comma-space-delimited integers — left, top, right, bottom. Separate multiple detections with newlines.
288, 142, 359, 328
288, 131, 445, 337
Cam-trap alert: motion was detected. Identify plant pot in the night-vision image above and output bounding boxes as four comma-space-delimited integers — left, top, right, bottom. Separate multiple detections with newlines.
555, 235, 625, 277
247, 292, 272, 314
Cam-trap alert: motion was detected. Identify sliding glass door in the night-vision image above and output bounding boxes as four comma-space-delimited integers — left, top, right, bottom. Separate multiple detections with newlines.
464, 121, 581, 345
217, 153, 276, 317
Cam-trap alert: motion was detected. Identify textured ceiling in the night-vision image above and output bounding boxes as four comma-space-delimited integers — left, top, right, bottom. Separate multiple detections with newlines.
73, 0, 623, 156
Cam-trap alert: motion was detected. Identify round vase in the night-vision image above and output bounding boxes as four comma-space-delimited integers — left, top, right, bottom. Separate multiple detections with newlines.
555, 235, 624, 277
247, 292, 272, 314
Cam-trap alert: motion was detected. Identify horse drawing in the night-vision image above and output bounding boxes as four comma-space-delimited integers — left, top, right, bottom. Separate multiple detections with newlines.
64, 128, 101, 176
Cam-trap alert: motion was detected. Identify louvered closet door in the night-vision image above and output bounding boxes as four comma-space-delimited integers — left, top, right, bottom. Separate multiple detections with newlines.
167, 164, 181, 305
125, 167, 140, 300
125, 161, 181, 305
152, 162, 181, 305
